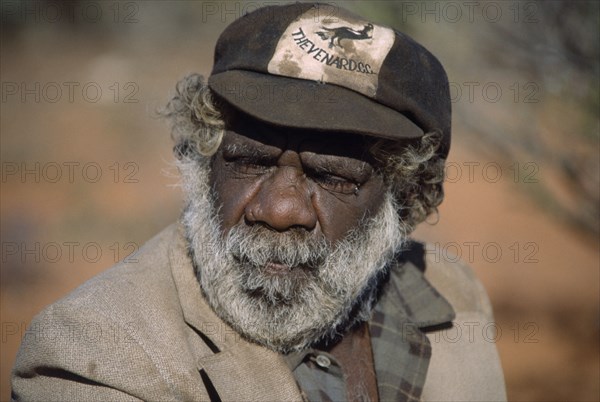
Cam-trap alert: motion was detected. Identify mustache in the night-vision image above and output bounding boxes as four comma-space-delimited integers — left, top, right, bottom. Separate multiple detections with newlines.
226, 223, 331, 270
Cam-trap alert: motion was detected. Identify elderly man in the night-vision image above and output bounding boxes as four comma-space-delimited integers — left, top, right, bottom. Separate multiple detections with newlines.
12, 3, 505, 401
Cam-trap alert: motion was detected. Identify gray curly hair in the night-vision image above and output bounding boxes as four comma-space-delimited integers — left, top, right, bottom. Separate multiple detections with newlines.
162, 74, 446, 232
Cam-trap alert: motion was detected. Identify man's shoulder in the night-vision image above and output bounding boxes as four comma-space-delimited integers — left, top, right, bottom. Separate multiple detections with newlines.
414, 241, 507, 401
12, 224, 210, 400
422, 247, 494, 318
391, 240, 493, 321
24, 223, 191, 352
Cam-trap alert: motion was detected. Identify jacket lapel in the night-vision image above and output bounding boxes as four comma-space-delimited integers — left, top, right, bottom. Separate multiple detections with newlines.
169, 224, 304, 401
169, 223, 453, 402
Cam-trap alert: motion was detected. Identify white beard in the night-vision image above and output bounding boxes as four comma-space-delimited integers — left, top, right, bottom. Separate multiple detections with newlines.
179, 155, 408, 353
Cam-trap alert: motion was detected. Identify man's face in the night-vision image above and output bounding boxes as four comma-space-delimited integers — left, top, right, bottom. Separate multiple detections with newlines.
210, 107, 387, 245
180, 106, 407, 352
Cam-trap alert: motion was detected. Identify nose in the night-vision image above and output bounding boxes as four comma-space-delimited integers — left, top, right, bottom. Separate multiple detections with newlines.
245, 166, 317, 232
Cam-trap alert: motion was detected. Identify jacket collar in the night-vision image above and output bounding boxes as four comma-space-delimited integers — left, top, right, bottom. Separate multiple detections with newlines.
369, 240, 455, 401
169, 223, 454, 401
383, 241, 455, 328
168, 223, 304, 401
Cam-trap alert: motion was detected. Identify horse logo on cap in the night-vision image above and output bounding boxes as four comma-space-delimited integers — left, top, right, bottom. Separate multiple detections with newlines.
315, 23, 374, 49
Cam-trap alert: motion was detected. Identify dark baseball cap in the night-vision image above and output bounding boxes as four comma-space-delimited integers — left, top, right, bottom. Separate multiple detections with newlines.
208, 2, 451, 157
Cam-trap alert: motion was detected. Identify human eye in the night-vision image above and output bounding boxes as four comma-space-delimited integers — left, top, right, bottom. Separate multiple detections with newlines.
229, 156, 275, 175
310, 170, 360, 195
222, 145, 276, 176
303, 155, 370, 195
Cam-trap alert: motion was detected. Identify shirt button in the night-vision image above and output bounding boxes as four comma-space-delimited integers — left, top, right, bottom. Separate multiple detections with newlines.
315, 354, 331, 368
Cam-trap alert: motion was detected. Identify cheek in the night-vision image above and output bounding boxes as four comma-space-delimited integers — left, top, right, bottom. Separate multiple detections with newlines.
209, 159, 261, 235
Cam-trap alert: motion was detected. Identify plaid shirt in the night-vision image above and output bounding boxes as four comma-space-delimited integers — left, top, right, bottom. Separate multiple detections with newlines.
284, 242, 456, 402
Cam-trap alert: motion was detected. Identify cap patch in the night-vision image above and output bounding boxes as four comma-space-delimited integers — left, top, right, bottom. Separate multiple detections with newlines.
267, 7, 395, 97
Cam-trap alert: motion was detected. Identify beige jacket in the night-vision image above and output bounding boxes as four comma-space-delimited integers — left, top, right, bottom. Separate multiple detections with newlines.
12, 224, 506, 401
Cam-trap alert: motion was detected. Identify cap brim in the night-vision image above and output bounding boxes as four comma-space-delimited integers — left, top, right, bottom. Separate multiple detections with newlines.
208, 70, 423, 141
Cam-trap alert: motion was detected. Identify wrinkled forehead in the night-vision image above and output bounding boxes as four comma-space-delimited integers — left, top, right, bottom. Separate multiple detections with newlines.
219, 102, 379, 162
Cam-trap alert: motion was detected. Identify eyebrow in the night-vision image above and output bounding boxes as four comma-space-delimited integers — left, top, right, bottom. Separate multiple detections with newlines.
303, 155, 372, 179
222, 142, 279, 160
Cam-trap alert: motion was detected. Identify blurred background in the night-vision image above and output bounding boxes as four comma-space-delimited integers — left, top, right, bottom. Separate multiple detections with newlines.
1, 0, 598, 400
